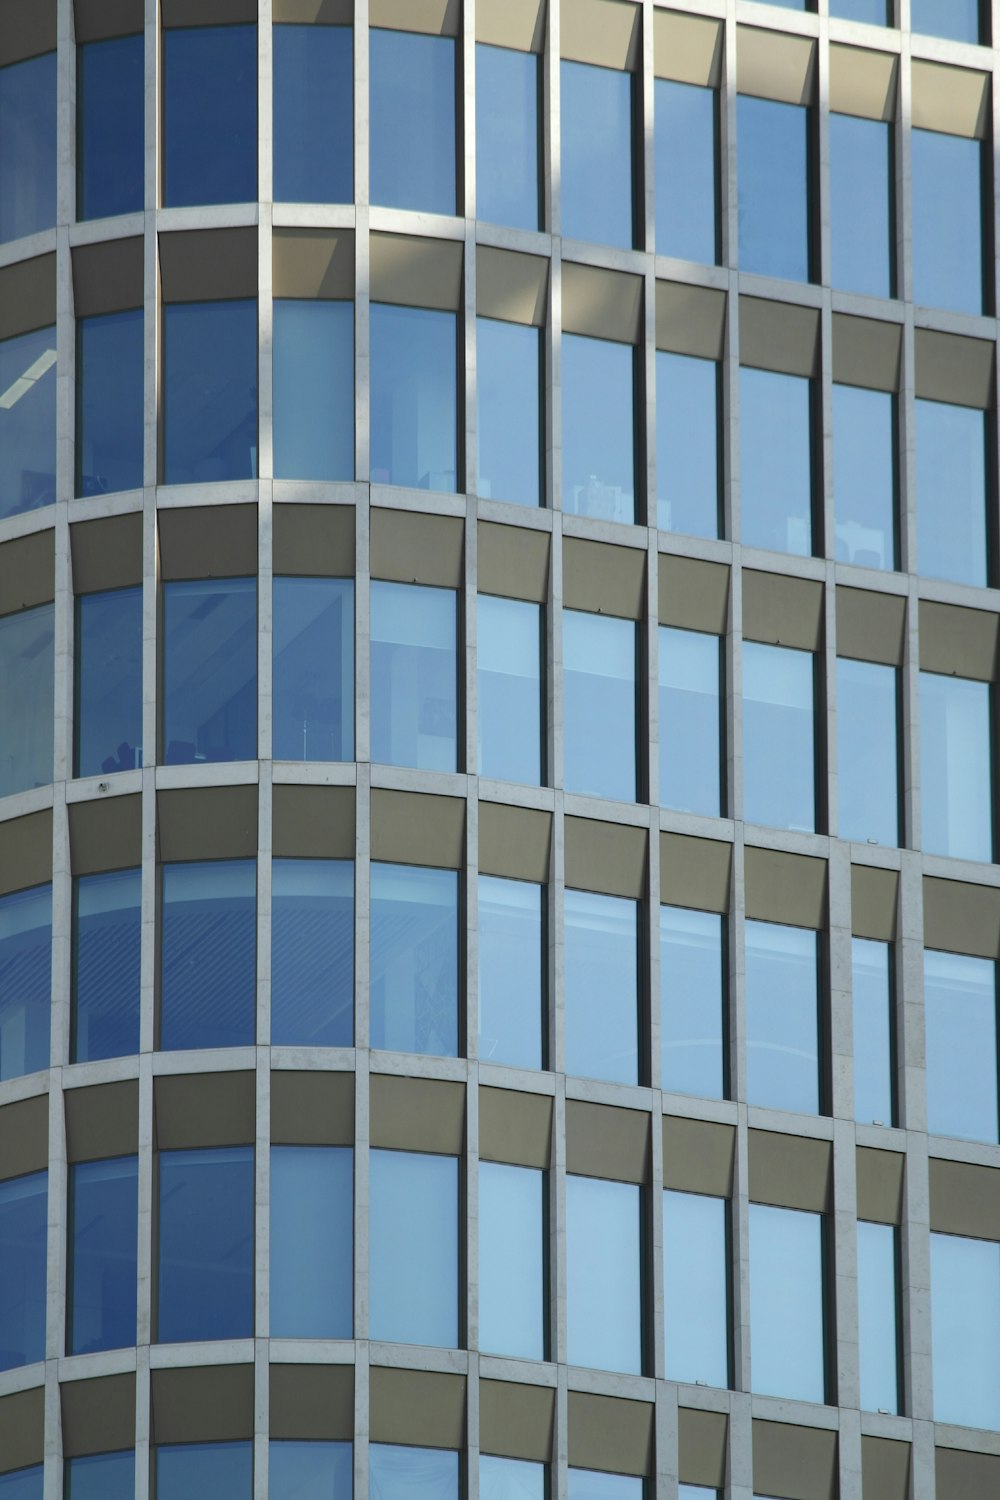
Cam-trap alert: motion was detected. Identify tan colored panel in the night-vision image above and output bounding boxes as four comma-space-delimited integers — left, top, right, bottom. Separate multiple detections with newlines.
370, 789, 465, 869
924, 876, 1000, 959
737, 26, 816, 106
742, 570, 823, 652
744, 848, 827, 929
660, 832, 732, 913
151, 1365, 254, 1443
0, 254, 56, 341
370, 233, 463, 311
936, 1447, 1000, 1500
273, 0, 353, 20
851, 865, 899, 942
162, 0, 257, 24
862, 1436, 910, 1500
663, 1116, 735, 1197
154, 1072, 256, 1150
71, 513, 142, 594
270, 1365, 354, 1440
273, 229, 355, 300
369, 1367, 466, 1447
158, 503, 258, 579
271, 1071, 354, 1146
480, 1087, 553, 1168
831, 313, 902, 392
480, 1380, 554, 1462
564, 816, 647, 900
659, 555, 729, 634
678, 1409, 727, 1489
272, 785, 355, 859
563, 536, 646, 619
477, 247, 548, 326
69, 795, 141, 876
930, 1157, 1000, 1241
856, 1146, 904, 1224
749, 1129, 832, 1213
0, 1387, 44, 1474
370, 1074, 465, 1155
753, 1421, 838, 1500
740, 296, 820, 378
836, 587, 905, 666
157, 786, 258, 862
829, 44, 897, 121
561, 0, 639, 70
369, 0, 460, 35
159, 228, 258, 302
655, 281, 726, 360
478, 802, 552, 883
0, 810, 52, 898
72, 238, 143, 318
476, 0, 544, 49
65, 1080, 139, 1163
915, 328, 994, 409
911, 60, 989, 140
273, 503, 355, 578
565, 1100, 650, 1184
61, 1373, 136, 1457
653, 9, 722, 87
0, 1095, 48, 1182
919, 600, 998, 682
370, 508, 464, 587
478, 522, 550, 603
0, 530, 55, 614
568, 1392, 653, 1477
0, 0, 55, 65
562, 261, 642, 344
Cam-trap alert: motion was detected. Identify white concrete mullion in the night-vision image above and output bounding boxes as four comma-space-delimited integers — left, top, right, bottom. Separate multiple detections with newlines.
640, 0, 655, 263
253, 1049, 270, 1500
832, 1112, 863, 1500
465, 1065, 480, 1500
649, 1082, 665, 1385
551, 1082, 568, 1500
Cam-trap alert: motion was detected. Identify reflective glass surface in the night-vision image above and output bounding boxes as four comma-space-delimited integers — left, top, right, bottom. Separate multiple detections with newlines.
655, 79, 717, 264
75, 586, 142, 777
77, 35, 143, 220
68, 1156, 137, 1355
737, 95, 810, 282
270, 1441, 352, 1499
745, 920, 820, 1115
478, 875, 544, 1070
0, 52, 56, 243
73, 868, 141, 1063
157, 1147, 254, 1343
0, 1170, 47, 1371
661, 905, 725, 1101
160, 860, 256, 1051
924, 948, 998, 1144
562, 333, 635, 524
273, 300, 354, 481
931, 1231, 1000, 1429
912, 129, 984, 314
270, 1146, 353, 1338
370, 303, 457, 492
852, 938, 894, 1127
740, 366, 812, 556
0, 1473, 41, 1500
273, 24, 353, 204
568, 1475, 643, 1500
369, 1445, 459, 1499
664, 1190, 728, 1387
162, 577, 257, 765
477, 44, 540, 230
76, 309, 143, 497
656, 351, 719, 538
66, 1451, 135, 1500
836, 657, 899, 845
478, 594, 542, 783
162, 26, 257, 206
858, 1220, 899, 1413
0, 604, 54, 798
480, 1160, 545, 1360
0, 324, 57, 520
272, 859, 353, 1047
829, 0, 888, 18
371, 581, 456, 772
679, 1490, 717, 1500
162, 300, 258, 484
915, 397, 988, 587
659, 626, 722, 816
561, 60, 634, 249
477, 317, 541, 506
0, 885, 51, 1083
157, 1443, 253, 1497
919, 671, 992, 863
370, 862, 458, 1057
370, 1151, 458, 1347
912, 0, 981, 42
567, 1175, 642, 1374
370, 29, 455, 214
481, 1456, 546, 1499
273, 576, 354, 762
829, 114, 892, 298
565, 888, 639, 1086
564, 610, 637, 802
749, 1202, 825, 1402
742, 642, 815, 832
832, 383, 895, 570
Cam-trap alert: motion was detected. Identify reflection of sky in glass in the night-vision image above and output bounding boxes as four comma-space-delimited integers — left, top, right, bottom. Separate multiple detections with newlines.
273, 24, 352, 204
157, 1149, 254, 1343
370, 30, 455, 214
832, 383, 895, 571
370, 304, 456, 492
924, 948, 998, 1144
480, 1161, 544, 1359
661, 904, 725, 1101
916, 397, 987, 587
0, 325, 57, 520
738, 95, 810, 282
749, 1203, 825, 1402
657, 351, 719, 538
664, 1189, 728, 1386
562, 334, 635, 524
0, 883, 52, 1082
931, 1232, 1000, 1430
912, 130, 984, 314
565, 888, 638, 1085
477, 44, 540, 230
564, 610, 637, 802
858, 1220, 899, 1413
478, 875, 544, 1070
270, 1441, 352, 1499
68, 1156, 137, 1355
66, 1451, 135, 1500
0, 51, 56, 243
912, 0, 981, 42
740, 366, 812, 556
162, 577, 257, 764
566, 1175, 642, 1374
271, 859, 353, 1047
745, 919, 819, 1115
655, 79, 717, 264
0, 1169, 47, 1372
742, 642, 815, 833
273, 300, 354, 481
561, 60, 633, 249
73, 868, 141, 1064
852, 938, 894, 1127
477, 318, 541, 506
829, 0, 888, 18
77, 35, 143, 220
163, 300, 258, 484
481, 1455, 546, 1500
163, 26, 256, 206
370, 1154, 458, 1347
370, 862, 458, 1057
77, 310, 144, 497
273, 577, 354, 762
659, 625, 722, 816
919, 671, 992, 863
157, 1443, 253, 1498
830, 113, 892, 298
160, 860, 256, 1051
75, 586, 143, 776
478, 594, 542, 784
371, 582, 456, 772
836, 656, 899, 846
270, 1146, 353, 1337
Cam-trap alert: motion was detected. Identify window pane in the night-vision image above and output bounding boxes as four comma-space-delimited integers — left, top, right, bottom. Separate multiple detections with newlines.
162, 577, 257, 765
912, 129, 984, 315
477, 317, 541, 507
912, 0, 981, 42
829, 0, 888, 18
829, 114, 892, 298
745, 920, 820, 1115
661, 905, 725, 1101
737, 95, 810, 282
679, 1489, 717, 1500
858, 1220, 899, 1413
163, 26, 256, 206
656, 351, 719, 538
561, 60, 634, 249
68, 1156, 137, 1355
565, 888, 638, 1086
924, 948, 998, 1144
370, 303, 457, 492
76, 309, 144, 497
919, 671, 993, 863
73, 868, 141, 1063
566, 1175, 642, 1374
477, 44, 539, 230
481, 1455, 546, 1499
0, 604, 53, 798
749, 1202, 825, 1403
272, 859, 353, 1047
270, 1441, 352, 1499
273, 300, 354, 480
568, 1474, 643, 1500
163, 300, 258, 484
66, 1451, 135, 1500
0, 52, 56, 243
740, 366, 812, 557
832, 383, 895, 571
478, 875, 544, 1070
836, 657, 899, 845
0, 1473, 42, 1500
273, 576, 354, 763
742, 642, 815, 833
852, 938, 894, 1127
564, 610, 637, 802
160, 860, 256, 1051
562, 333, 635, 524
371, 581, 457, 772
915, 398, 988, 587
0, 885, 51, 1083
0, 1170, 47, 1371
157, 1148, 254, 1343
659, 626, 722, 817
369, 1445, 458, 1499
479, 1160, 544, 1360
370, 863, 458, 1058
370, 1151, 458, 1347
157, 1443, 253, 1497
664, 1190, 728, 1387
273, 24, 353, 204
655, 79, 717, 264
77, 35, 143, 220
75, 586, 142, 777
370, 30, 455, 214
270, 1146, 352, 1338
931, 1231, 1000, 1429
478, 594, 542, 784
0, 324, 57, 520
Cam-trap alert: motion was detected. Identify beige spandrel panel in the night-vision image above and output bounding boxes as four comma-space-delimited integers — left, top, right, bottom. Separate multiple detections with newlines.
158, 229, 258, 303
369, 1367, 466, 1447
69, 795, 142, 876
73, 0, 142, 43
911, 59, 989, 138
744, 846, 827, 929
918, 599, 999, 682
737, 26, 816, 106
855, 1145, 904, 1224
564, 814, 647, 899
829, 44, 897, 121
369, 0, 460, 35
477, 246, 549, 327
747, 1128, 833, 1214
272, 228, 355, 301
565, 1098, 650, 1183
369, 233, 464, 312
655, 281, 727, 361
70, 513, 143, 595
653, 8, 722, 87
0, 529, 55, 615
660, 831, 732, 913
0, 1389, 44, 1478
269, 1365, 354, 1441
61, 1373, 136, 1459
561, 0, 640, 70
662, 1115, 735, 1197
480, 1086, 553, 1168
478, 802, 552, 883
561, 261, 643, 344
567, 1391, 654, 1477
273, 504, 356, 578
72, 238, 144, 318
369, 508, 465, 588
65, 1079, 140, 1162
835, 587, 906, 667
0, 1094, 49, 1182
659, 554, 730, 634
914, 327, 995, 409
678, 1409, 727, 1490
740, 296, 820, 379
476, 0, 546, 51
151, 1365, 255, 1444
0, 254, 57, 343
0, 0, 55, 65
753, 1421, 838, 1500
850, 864, 899, 942
0, 809, 53, 898
923, 875, 1000, 959
831, 313, 902, 393
158, 503, 259, 579
928, 1157, 1000, 1242
861, 1436, 910, 1500
273, 0, 353, 21
742, 569, 823, 652
480, 1380, 555, 1463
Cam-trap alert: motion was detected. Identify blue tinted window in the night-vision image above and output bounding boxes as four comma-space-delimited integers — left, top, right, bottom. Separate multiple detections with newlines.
853, 938, 894, 1127
829, 0, 888, 18
565, 888, 638, 1086
749, 1202, 825, 1403
743, 642, 815, 833
564, 610, 637, 803
480, 1160, 544, 1360
656, 351, 719, 538
163, 26, 256, 206
678, 1489, 717, 1500
369, 1445, 458, 1499
370, 303, 457, 492
162, 577, 257, 765
0, 324, 57, 520
915, 397, 988, 587
737, 95, 810, 282
271, 1442, 352, 1498
829, 114, 892, 298
75, 586, 142, 777
664, 1190, 728, 1387
661, 905, 725, 1101
370, 30, 455, 214
77, 35, 144, 220
477, 44, 540, 230
561, 60, 634, 249
837, 657, 899, 846
478, 875, 544, 1070
272, 859, 353, 1047
568, 1474, 643, 1500
0, 604, 53, 798
160, 860, 256, 1051
655, 79, 717, 264
0, 1473, 42, 1500
0, 52, 56, 243
163, 299, 258, 484
73, 868, 141, 1063
924, 948, 997, 1144
912, 0, 981, 42
478, 595, 542, 784
562, 333, 635, 524
931, 1231, 1000, 1430
858, 1220, 899, 1413
76, 309, 144, 497
273, 576, 354, 763
567, 1175, 642, 1374
66, 1451, 135, 1500
273, 300, 354, 481
371, 863, 458, 1058
659, 626, 722, 817
920, 671, 992, 863
157, 1443, 253, 1497
832, 383, 895, 570
740, 366, 813, 556
0, 1170, 47, 1372
370, 1151, 458, 1347
477, 317, 541, 507
0, 885, 51, 1082
745, 920, 820, 1115
157, 1147, 254, 1343
273, 25, 353, 204
68, 1156, 137, 1355
371, 582, 457, 772
912, 129, 984, 315
481, 1456, 546, 1499
270, 1146, 352, 1338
